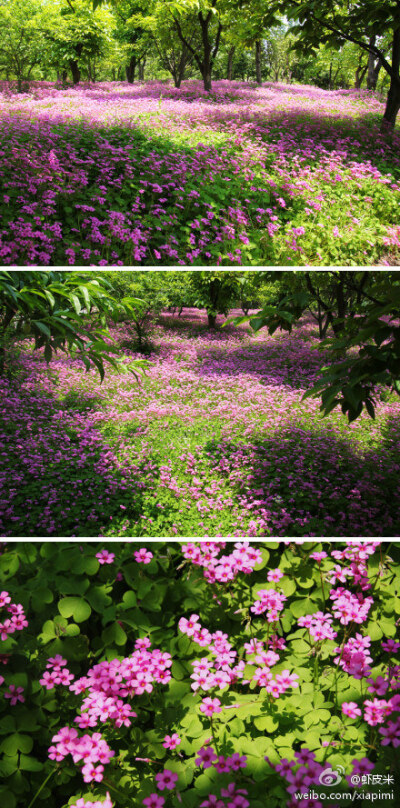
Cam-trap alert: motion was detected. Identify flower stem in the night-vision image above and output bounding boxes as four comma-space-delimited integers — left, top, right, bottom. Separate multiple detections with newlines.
27, 768, 55, 808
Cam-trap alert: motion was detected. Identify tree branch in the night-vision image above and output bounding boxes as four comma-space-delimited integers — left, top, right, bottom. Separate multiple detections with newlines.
287, 0, 394, 78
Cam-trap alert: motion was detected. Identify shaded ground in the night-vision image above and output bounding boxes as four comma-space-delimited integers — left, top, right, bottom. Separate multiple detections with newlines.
1, 309, 399, 538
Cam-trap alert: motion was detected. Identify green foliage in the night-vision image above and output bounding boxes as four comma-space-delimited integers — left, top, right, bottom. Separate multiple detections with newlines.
235, 270, 400, 422
0, 270, 146, 380
0, 0, 47, 89
1, 542, 399, 808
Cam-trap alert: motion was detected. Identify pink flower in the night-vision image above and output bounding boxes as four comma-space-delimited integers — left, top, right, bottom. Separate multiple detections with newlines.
342, 702, 362, 719
4, 685, 24, 705
163, 733, 181, 750
143, 796, 165, 808
309, 552, 327, 563
40, 671, 58, 689
0, 591, 11, 607
155, 769, 178, 791
178, 614, 201, 637
134, 548, 153, 564
96, 550, 115, 565
82, 762, 104, 783
200, 697, 222, 716
267, 568, 283, 582
195, 746, 218, 768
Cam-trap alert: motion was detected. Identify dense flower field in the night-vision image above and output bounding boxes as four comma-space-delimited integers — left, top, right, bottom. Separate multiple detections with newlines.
1, 309, 400, 538
0, 80, 399, 265
0, 540, 399, 808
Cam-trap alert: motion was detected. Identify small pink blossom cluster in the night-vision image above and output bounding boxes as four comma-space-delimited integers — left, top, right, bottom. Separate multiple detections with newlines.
180, 619, 246, 691
70, 639, 172, 729
244, 636, 287, 656
70, 793, 113, 808
382, 638, 400, 654
250, 588, 287, 622
200, 782, 250, 808
269, 748, 325, 808
379, 706, 400, 747
331, 541, 380, 590
0, 590, 28, 643
182, 541, 262, 583
345, 757, 374, 787
141, 770, 179, 808
342, 689, 400, 746
253, 668, 299, 697
329, 588, 373, 626
363, 697, 394, 726
333, 634, 372, 679
48, 727, 115, 783
40, 654, 75, 689
298, 612, 338, 642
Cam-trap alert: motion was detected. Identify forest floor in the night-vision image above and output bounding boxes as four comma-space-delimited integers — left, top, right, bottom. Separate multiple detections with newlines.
2, 309, 400, 538
0, 79, 399, 265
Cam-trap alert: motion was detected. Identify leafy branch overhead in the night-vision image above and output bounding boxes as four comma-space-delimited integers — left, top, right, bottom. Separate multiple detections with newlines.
232, 271, 400, 422
0, 271, 147, 381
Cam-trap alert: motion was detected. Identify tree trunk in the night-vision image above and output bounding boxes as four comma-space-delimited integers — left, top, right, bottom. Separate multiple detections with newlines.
207, 313, 217, 328
373, 60, 382, 90
69, 60, 81, 85
367, 37, 377, 89
255, 40, 262, 85
381, 27, 400, 131
126, 56, 136, 84
138, 58, 146, 81
381, 79, 400, 130
227, 46, 235, 80
355, 64, 367, 89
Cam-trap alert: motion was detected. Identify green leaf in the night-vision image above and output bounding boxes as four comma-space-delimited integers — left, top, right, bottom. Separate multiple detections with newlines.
253, 715, 279, 732
102, 621, 127, 646
58, 597, 91, 623
0, 734, 33, 756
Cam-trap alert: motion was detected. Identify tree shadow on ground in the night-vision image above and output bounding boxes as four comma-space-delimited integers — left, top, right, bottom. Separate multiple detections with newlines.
194, 336, 326, 391
0, 359, 157, 538
202, 423, 400, 537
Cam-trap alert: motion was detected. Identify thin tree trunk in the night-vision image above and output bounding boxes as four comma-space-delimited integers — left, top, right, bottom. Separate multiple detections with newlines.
227, 46, 235, 80
207, 313, 217, 328
255, 40, 262, 85
355, 64, 367, 89
367, 37, 377, 89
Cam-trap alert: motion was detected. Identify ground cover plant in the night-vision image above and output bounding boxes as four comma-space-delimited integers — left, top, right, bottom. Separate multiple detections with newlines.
0, 80, 399, 266
0, 540, 399, 808
1, 306, 400, 538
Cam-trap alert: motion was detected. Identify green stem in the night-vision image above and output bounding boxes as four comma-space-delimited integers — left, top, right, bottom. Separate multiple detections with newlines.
319, 566, 326, 609
27, 768, 55, 808
210, 716, 220, 754
103, 778, 130, 799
